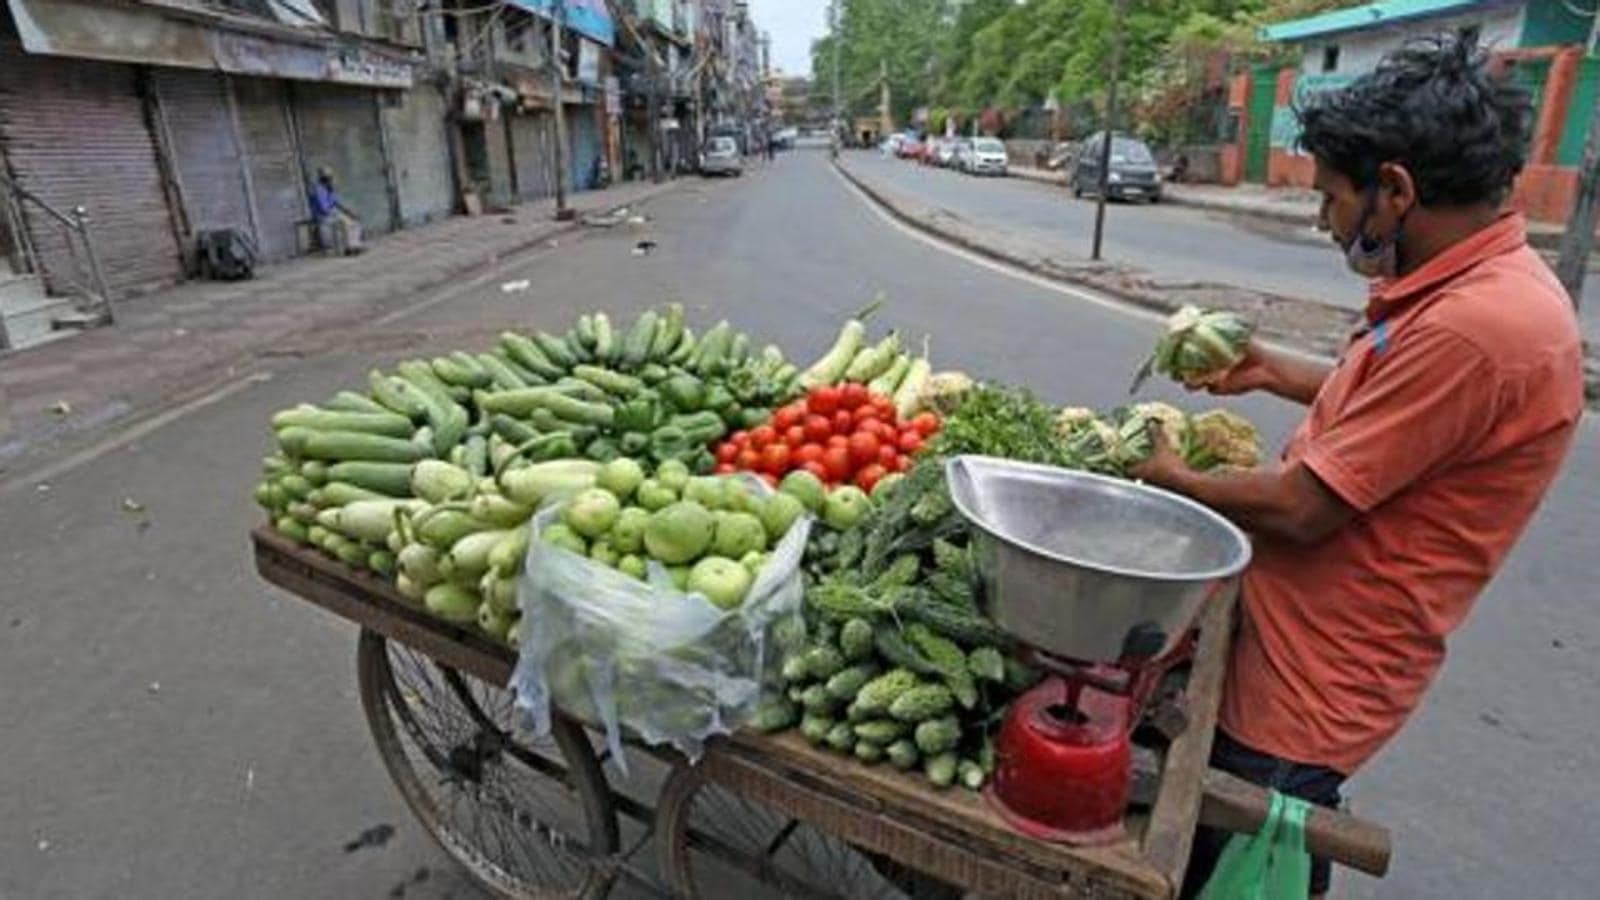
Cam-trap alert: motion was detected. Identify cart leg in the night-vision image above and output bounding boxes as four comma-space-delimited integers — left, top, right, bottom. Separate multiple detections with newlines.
654, 759, 959, 900
357, 629, 619, 899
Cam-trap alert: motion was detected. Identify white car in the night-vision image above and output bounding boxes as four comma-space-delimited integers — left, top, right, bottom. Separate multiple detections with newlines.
965, 137, 1008, 176
880, 133, 909, 156
700, 137, 742, 177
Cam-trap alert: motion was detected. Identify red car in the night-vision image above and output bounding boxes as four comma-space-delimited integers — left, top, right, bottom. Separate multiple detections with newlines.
896, 137, 924, 160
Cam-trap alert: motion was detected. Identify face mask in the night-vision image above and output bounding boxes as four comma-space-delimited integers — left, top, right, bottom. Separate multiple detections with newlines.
1342, 187, 1407, 279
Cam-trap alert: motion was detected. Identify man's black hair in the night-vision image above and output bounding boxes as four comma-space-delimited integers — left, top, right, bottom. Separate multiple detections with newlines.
1296, 35, 1532, 206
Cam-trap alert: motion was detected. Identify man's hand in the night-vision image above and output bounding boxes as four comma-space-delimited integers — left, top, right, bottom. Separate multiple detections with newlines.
1184, 340, 1276, 395
1188, 339, 1333, 406
1128, 422, 1188, 489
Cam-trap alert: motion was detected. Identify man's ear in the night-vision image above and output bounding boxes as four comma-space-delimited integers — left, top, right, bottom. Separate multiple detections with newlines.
1376, 161, 1417, 217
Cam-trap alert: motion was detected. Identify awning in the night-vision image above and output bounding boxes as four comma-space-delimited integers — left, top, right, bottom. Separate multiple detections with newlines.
505, 0, 616, 48
4, 0, 416, 88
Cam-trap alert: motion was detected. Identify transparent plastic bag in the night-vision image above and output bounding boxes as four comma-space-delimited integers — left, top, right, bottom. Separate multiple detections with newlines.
510, 476, 811, 771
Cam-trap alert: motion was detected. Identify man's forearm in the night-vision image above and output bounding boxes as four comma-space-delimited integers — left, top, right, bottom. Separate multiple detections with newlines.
1260, 345, 1333, 405
1156, 462, 1348, 545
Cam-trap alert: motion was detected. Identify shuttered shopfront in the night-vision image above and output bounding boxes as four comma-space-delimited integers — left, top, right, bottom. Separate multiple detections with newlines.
231, 77, 305, 263
290, 83, 395, 234
0, 42, 181, 296
151, 68, 255, 264
568, 102, 602, 191
509, 111, 557, 202
380, 85, 455, 227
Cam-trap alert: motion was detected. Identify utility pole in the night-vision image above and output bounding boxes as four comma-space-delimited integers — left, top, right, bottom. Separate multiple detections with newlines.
1091, 0, 1127, 262
1556, 86, 1600, 309
830, 1, 842, 139
550, 0, 574, 220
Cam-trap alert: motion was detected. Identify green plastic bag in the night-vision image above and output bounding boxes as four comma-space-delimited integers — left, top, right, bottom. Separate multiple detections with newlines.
1198, 790, 1312, 900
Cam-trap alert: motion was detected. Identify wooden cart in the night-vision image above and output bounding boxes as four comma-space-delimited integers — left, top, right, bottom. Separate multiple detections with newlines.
252, 527, 1390, 899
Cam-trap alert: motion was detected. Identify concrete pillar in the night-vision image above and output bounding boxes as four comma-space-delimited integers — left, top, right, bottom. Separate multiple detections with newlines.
1219, 70, 1250, 186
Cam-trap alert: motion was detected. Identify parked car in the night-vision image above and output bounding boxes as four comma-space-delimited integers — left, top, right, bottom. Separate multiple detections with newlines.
700, 136, 742, 177
896, 136, 925, 160
881, 133, 907, 156
964, 137, 1008, 176
933, 138, 963, 168
1072, 132, 1162, 202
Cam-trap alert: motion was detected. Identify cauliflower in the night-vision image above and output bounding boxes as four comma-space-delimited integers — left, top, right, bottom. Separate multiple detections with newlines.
916, 371, 975, 416
1054, 406, 1098, 439
1185, 409, 1262, 470
1131, 305, 1255, 392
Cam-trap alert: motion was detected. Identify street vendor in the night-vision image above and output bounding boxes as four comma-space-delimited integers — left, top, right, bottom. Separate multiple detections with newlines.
1127, 37, 1584, 898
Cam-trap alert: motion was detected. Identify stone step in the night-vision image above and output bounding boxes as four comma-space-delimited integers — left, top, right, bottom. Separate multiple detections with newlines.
0, 272, 56, 318
1, 277, 82, 351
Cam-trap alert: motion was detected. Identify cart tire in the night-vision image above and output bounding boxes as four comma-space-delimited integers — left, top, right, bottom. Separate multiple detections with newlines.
655, 760, 962, 900
357, 629, 618, 899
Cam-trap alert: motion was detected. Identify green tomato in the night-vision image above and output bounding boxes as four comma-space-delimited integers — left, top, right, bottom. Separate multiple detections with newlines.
643, 501, 716, 564
609, 506, 650, 555
713, 511, 767, 559
636, 478, 678, 511
688, 556, 754, 610
540, 523, 588, 555
823, 486, 872, 530
667, 564, 693, 591
740, 550, 768, 577
618, 554, 648, 580
656, 458, 691, 492
758, 492, 806, 542
682, 476, 725, 510
562, 488, 622, 539
596, 457, 646, 501
780, 470, 827, 513
589, 538, 620, 567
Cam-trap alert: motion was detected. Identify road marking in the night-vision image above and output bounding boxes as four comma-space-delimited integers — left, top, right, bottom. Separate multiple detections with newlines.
831, 161, 1337, 368
0, 372, 273, 496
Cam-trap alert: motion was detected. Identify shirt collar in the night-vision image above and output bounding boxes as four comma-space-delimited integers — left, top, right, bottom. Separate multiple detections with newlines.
1364, 211, 1527, 323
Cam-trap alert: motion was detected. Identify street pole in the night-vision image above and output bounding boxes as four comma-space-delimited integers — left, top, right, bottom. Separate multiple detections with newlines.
550, 1, 574, 221
1091, 0, 1127, 262
1556, 86, 1600, 309
830, 1, 842, 141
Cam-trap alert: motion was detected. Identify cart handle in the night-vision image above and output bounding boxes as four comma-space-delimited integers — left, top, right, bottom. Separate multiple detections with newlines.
1200, 768, 1392, 878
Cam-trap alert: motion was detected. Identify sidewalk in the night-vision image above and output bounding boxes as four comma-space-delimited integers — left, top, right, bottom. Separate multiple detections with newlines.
0, 177, 683, 476
1010, 165, 1576, 248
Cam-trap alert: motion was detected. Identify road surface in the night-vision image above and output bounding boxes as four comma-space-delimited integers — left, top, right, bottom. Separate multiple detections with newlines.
1, 149, 1595, 899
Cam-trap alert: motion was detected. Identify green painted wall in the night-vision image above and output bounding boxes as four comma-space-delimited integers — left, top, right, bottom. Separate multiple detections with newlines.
1559, 58, 1600, 167
1513, 58, 1549, 154
1519, 2, 1593, 47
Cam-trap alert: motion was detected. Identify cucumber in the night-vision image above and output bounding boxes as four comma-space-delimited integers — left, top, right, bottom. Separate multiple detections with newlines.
825, 663, 879, 702
326, 462, 414, 497
800, 713, 834, 746
432, 355, 490, 389
300, 431, 425, 464
886, 739, 919, 771
299, 461, 329, 486
475, 353, 528, 390
532, 332, 578, 369
924, 752, 959, 788
913, 716, 961, 755
326, 391, 391, 415
750, 697, 800, 733
575, 314, 597, 351
666, 327, 696, 365
500, 332, 565, 380
492, 349, 546, 386
274, 517, 311, 544
853, 741, 885, 764
889, 685, 955, 723
368, 371, 429, 420
571, 365, 643, 398
620, 310, 659, 371
651, 302, 684, 360
853, 719, 906, 745
592, 313, 616, 363
272, 406, 414, 438
317, 481, 385, 507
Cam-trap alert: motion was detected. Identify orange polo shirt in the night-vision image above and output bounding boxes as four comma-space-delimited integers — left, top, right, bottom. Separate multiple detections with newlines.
1220, 213, 1583, 774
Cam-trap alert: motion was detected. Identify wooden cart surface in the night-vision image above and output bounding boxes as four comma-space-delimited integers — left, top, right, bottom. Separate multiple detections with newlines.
252, 527, 1388, 899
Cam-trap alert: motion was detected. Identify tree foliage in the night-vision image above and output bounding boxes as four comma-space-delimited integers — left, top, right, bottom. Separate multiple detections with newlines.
811, 0, 1360, 137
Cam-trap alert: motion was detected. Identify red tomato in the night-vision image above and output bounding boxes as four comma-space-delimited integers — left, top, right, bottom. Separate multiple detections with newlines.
772, 405, 802, 432
736, 448, 761, 470
854, 463, 888, 494
847, 431, 880, 467
803, 414, 832, 443
761, 443, 792, 475
807, 386, 842, 416
730, 429, 750, 448
761, 473, 780, 488
863, 419, 894, 441
794, 443, 826, 466
840, 382, 869, 410
898, 431, 925, 454
871, 397, 897, 422
852, 405, 880, 424
911, 412, 941, 436
714, 462, 737, 475
877, 444, 899, 467
827, 434, 850, 449
750, 425, 777, 449
785, 425, 806, 447
802, 460, 831, 482
822, 446, 853, 482
891, 453, 911, 473
831, 410, 854, 434
716, 442, 739, 464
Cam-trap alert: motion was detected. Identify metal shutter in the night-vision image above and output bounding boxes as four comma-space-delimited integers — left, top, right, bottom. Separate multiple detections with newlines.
485, 115, 514, 209
381, 85, 454, 226
231, 77, 305, 262
0, 43, 181, 296
568, 104, 601, 191
509, 111, 556, 202
152, 68, 256, 265
290, 83, 394, 234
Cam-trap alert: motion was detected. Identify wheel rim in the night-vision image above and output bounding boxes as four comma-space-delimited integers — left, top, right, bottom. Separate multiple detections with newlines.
358, 631, 617, 899
657, 764, 950, 900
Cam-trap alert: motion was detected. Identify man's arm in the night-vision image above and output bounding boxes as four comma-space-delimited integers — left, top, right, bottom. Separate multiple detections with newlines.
1147, 459, 1355, 545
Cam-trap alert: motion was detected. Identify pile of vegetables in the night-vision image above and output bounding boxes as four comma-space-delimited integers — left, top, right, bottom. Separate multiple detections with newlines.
713, 382, 942, 494
252, 299, 1266, 794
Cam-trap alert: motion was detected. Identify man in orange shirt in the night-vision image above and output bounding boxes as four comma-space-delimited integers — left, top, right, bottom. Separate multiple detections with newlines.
1132, 37, 1585, 898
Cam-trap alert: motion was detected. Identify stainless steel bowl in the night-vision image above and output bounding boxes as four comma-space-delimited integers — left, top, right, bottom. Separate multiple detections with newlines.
945, 455, 1251, 663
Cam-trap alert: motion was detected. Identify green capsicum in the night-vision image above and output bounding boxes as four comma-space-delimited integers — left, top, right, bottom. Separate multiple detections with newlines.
615, 395, 665, 434
649, 425, 693, 464
660, 372, 707, 413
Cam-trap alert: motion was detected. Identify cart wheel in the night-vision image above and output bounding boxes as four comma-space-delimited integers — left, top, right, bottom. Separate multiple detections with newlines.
655, 761, 962, 900
357, 630, 618, 899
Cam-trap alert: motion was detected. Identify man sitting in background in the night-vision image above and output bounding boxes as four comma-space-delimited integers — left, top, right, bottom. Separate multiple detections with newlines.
308, 167, 364, 256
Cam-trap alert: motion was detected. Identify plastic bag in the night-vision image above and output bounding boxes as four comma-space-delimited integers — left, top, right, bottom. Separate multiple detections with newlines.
510, 476, 811, 772
1198, 790, 1311, 900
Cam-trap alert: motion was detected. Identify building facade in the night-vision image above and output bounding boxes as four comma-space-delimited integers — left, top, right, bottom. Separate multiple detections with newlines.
1220, 0, 1599, 223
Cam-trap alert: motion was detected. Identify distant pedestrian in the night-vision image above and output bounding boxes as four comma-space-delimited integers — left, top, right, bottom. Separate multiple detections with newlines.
765, 134, 776, 163
308, 167, 364, 256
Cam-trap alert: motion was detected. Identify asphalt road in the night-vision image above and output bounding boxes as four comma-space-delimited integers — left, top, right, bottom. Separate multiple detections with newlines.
849, 151, 1600, 344
2, 149, 1596, 899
